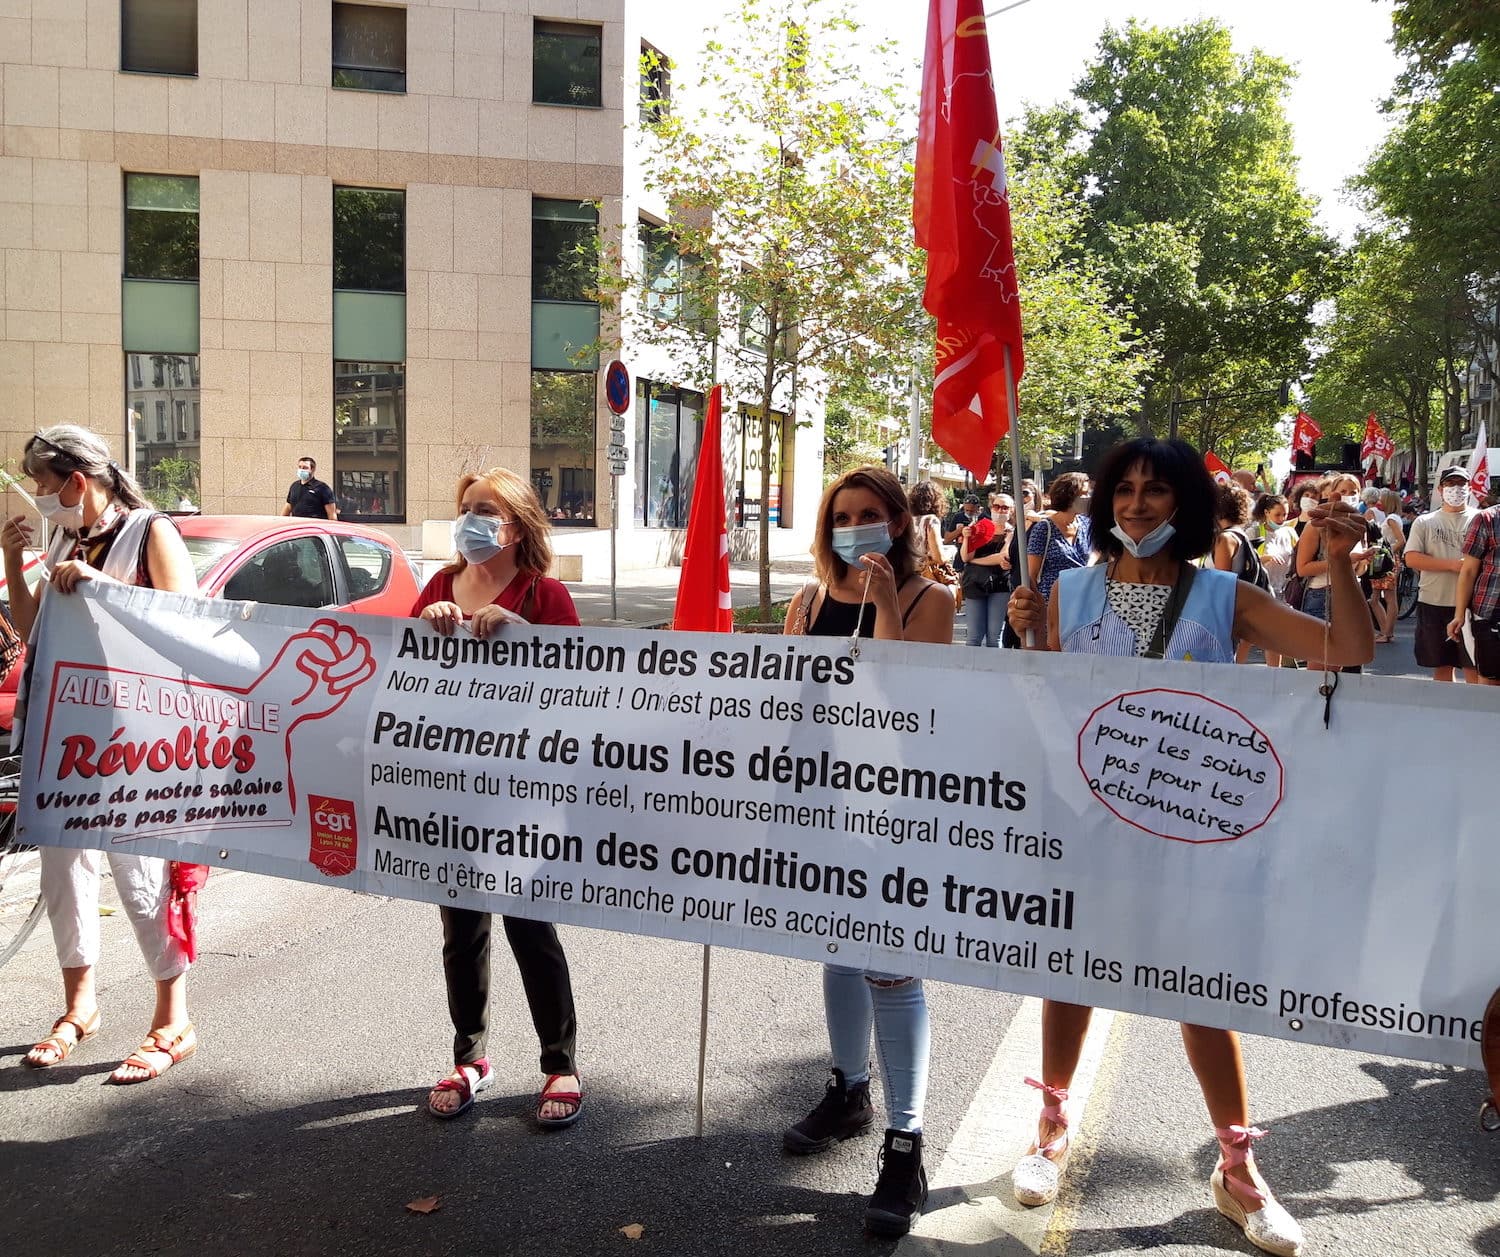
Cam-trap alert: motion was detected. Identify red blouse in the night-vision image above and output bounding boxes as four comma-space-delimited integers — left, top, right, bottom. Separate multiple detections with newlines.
409, 568, 581, 627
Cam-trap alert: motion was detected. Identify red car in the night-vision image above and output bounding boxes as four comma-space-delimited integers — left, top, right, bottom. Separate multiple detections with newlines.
0, 516, 422, 731
179, 515, 421, 616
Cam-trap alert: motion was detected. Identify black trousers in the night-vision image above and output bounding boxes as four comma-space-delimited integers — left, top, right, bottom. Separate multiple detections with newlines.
440, 907, 577, 1074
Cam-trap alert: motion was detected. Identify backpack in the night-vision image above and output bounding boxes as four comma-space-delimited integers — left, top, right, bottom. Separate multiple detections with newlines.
1227, 528, 1271, 592
1366, 536, 1395, 581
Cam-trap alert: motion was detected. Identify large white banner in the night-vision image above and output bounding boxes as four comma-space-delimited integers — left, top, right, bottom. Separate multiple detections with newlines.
19, 585, 1499, 1069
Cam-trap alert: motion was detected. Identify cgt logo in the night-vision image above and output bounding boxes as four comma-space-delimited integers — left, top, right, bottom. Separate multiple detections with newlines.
308, 796, 358, 877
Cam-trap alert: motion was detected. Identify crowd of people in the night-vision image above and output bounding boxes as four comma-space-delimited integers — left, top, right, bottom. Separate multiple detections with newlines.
8, 423, 1498, 1255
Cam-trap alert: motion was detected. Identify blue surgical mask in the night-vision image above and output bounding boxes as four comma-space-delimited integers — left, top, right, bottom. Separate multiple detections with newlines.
1111, 513, 1176, 560
453, 513, 508, 564
296, 468, 311, 482
832, 521, 893, 566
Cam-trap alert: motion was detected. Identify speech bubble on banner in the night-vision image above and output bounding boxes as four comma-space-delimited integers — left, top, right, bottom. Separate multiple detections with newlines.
1076, 688, 1284, 844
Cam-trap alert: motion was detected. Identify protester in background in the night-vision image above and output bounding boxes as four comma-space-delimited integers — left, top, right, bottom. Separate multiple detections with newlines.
281, 455, 337, 520
1360, 486, 1388, 527
1026, 471, 1092, 600
1253, 495, 1297, 667
1404, 466, 1479, 683
908, 481, 945, 568
1232, 466, 1273, 496
1019, 480, 1047, 529
1006, 438, 1371, 1257
3, 425, 202, 1084
782, 466, 954, 1238
960, 501, 1013, 647
1368, 490, 1406, 644
1212, 482, 1255, 576
942, 493, 983, 572
412, 467, 584, 1127
1449, 495, 1500, 685
1294, 473, 1369, 672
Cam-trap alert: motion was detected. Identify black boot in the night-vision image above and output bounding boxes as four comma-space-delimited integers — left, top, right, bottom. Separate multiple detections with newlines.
864, 1128, 928, 1237
782, 1068, 874, 1154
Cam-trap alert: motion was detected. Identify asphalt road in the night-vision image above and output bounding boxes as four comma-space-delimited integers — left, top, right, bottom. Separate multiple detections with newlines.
4, 601, 1495, 1256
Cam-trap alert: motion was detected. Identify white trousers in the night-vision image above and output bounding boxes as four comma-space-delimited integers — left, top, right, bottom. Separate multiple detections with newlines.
40, 847, 190, 981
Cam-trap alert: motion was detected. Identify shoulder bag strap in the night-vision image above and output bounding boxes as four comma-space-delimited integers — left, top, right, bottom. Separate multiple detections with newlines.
1143, 563, 1198, 660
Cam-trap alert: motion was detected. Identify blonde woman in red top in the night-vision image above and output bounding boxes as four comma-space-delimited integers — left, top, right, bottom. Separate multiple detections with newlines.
411, 466, 583, 1127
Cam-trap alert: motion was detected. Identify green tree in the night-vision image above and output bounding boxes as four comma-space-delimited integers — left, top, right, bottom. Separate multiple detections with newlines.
598, 0, 922, 614
1034, 21, 1339, 446
1305, 231, 1448, 493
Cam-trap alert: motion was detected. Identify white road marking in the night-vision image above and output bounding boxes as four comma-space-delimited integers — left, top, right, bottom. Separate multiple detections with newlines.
897, 997, 1117, 1255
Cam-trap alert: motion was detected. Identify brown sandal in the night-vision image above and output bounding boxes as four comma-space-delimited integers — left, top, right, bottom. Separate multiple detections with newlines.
109, 1023, 196, 1085
25, 1010, 102, 1068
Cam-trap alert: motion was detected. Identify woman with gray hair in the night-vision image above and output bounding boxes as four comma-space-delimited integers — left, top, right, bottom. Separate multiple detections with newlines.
1, 424, 201, 1083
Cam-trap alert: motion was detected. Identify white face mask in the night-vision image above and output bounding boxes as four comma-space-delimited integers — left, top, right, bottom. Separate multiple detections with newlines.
1299, 495, 1318, 513
1111, 513, 1177, 560
36, 488, 86, 530
1442, 484, 1470, 508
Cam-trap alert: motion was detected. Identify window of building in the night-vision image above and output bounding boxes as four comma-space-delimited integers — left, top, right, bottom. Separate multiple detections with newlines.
639, 220, 708, 331
124, 174, 199, 281
532, 199, 598, 304
531, 371, 596, 525
533, 20, 602, 108
633, 379, 703, 528
121, 0, 197, 76
333, 187, 405, 293
128, 352, 201, 509
332, 3, 406, 93
640, 42, 670, 124
334, 362, 405, 522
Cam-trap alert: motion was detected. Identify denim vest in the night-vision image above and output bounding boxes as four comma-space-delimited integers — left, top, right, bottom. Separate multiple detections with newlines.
1057, 563, 1237, 663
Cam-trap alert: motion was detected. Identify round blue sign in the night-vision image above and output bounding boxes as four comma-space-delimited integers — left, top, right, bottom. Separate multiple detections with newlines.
605, 360, 631, 414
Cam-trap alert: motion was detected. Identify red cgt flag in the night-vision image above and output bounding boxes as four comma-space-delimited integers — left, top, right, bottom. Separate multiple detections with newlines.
914, 0, 1023, 482
1203, 450, 1232, 484
1292, 410, 1321, 456
1469, 421, 1489, 499
672, 385, 733, 634
1360, 412, 1395, 466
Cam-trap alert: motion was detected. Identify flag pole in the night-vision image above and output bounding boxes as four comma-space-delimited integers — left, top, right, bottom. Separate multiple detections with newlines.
1002, 345, 1035, 648
695, 943, 711, 1136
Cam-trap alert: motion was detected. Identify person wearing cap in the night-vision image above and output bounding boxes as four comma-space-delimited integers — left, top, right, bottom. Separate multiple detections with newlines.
1404, 465, 1479, 682
942, 493, 984, 573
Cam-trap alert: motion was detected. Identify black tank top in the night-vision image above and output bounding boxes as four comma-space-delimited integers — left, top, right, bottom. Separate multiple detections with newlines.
807, 579, 931, 638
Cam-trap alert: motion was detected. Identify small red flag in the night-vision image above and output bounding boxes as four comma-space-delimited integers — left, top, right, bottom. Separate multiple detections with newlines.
1360, 412, 1395, 466
1203, 450, 1232, 484
1292, 410, 1321, 456
672, 385, 733, 634
914, 0, 1023, 482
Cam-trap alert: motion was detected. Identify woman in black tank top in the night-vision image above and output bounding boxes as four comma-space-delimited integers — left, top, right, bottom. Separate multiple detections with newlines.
779, 467, 954, 1239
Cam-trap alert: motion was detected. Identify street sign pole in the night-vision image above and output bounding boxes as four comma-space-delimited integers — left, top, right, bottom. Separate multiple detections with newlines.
603, 361, 632, 624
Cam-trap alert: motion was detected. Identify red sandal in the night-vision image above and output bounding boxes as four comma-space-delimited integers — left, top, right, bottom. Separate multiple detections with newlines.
427, 1059, 493, 1120
536, 1072, 583, 1129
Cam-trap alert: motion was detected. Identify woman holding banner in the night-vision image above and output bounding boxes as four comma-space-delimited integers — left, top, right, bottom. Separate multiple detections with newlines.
780, 466, 954, 1238
412, 466, 583, 1127
1006, 438, 1372, 1257
3, 425, 203, 1083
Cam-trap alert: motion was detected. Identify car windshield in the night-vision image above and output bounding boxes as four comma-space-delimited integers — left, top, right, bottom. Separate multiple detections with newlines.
182, 536, 238, 582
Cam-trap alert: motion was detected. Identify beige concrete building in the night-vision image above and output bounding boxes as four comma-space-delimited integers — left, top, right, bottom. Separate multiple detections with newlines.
1, 0, 824, 573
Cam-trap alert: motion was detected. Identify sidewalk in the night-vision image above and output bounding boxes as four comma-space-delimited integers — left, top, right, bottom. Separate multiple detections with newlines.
563, 556, 815, 627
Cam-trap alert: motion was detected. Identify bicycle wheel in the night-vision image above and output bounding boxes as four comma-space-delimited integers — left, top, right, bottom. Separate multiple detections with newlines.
0, 809, 44, 970
1398, 567, 1419, 620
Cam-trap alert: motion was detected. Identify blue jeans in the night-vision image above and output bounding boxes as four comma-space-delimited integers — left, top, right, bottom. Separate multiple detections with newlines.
965, 591, 1009, 648
822, 964, 930, 1132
